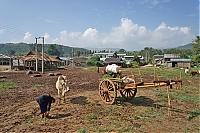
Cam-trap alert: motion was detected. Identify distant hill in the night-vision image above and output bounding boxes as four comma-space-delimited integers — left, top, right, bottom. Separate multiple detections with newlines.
0, 42, 193, 56
85, 47, 120, 52
86, 44, 192, 52
0, 43, 89, 56
176, 43, 193, 49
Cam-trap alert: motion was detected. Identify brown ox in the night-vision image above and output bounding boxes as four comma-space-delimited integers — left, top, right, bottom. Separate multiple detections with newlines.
190, 70, 199, 76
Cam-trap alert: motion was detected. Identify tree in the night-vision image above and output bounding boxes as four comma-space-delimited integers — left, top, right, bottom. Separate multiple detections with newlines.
77, 51, 81, 57
8, 50, 15, 55
131, 61, 139, 68
192, 36, 200, 55
180, 53, 189, 59
29, 44, 35, 52
133, 56, 140, 64
113, 52, 118, 58
118, 48, 126, 53
191, 36, 200, 67
46, 44, 61, 56
140, 47, 155, 63
163, 48, 181, 54
86, 56, 101, 66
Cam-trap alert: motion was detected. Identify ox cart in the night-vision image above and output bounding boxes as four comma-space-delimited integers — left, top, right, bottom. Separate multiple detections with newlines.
98, 68, 182, 105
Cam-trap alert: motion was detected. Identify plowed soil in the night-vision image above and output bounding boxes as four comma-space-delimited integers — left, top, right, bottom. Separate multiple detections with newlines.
0, 67, 199, 133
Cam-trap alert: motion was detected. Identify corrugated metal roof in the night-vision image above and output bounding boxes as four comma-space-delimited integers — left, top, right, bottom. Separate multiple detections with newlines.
164, 54, 180, 58
124, 56, 134, 58
59, 57, 70, 60
104, 58, 123, 64
117, 54, 126, 56
73, 57, 88, 63
153, 55, 164, 57
94, 52, 114, 55
0, 54, 10, 59
170, 59, 191, 62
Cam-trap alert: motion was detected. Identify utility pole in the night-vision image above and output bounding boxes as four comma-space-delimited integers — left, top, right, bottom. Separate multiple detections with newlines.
35, 37, 38, 72
146, 50, 149, 64
35, 37, 44, 73
72, 48, 74, 67
41, 37, 44, 74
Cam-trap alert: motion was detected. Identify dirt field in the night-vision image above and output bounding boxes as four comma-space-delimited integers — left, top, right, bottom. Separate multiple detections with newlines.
0, 67, 199, 133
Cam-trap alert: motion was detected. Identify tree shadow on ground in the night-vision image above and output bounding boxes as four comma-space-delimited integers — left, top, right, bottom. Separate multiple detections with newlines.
115, 96, 163, 108
70, 96, 89, 105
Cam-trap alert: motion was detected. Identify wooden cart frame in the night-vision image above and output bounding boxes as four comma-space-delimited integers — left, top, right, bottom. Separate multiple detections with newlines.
98, 68, 182, 105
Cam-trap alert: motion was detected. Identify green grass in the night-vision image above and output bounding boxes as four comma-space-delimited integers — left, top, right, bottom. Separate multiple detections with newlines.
83, 104, 163, 132
172, 92, 200, 102
156, 89, 200, 103
132, 107, 163, 121
183, 86, 200, 91
87, 113, 97, 120
21, 117, 48, 124
79, 67, 199, 132
0, 81, 18, 91
76, 129, 87, 133
82, 66, 98, 70
188, 107, 200, 120
32, 84, 44, 88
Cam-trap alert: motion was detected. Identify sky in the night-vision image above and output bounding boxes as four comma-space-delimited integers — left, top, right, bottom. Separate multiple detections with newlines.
0, 0, 199, 51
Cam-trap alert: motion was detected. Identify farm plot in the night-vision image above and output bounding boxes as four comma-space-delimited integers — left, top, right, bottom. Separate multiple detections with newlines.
0, 67, 199, 133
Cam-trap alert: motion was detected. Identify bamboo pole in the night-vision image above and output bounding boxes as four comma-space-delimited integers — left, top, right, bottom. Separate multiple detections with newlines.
154, 67, 156, 81
138, 68, 143, 82
167, 85, 171, 116
180, 71, 182, 89
154, 67, 157, 89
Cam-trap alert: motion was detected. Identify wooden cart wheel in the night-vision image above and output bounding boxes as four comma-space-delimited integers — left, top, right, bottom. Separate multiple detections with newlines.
120, 87, 137, 99
99, 78, 116, 104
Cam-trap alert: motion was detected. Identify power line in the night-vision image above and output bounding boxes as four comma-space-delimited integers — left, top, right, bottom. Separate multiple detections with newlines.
0, 24, 27, 35
0, 24, 39, 37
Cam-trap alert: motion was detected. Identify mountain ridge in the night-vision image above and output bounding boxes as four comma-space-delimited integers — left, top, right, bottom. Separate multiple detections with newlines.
0, 43, 192, 56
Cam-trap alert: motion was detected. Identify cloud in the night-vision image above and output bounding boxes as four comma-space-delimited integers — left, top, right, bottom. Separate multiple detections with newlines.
44, 18, 59, 24
95, 19, 194, 50
38, 17, 59, 24
44, 33, 50, 39
52, 30, 83, 46
23, 32, 33, 42
82, 28, 98, 39
139, 0, 171, 6
0, 29, 5, 34
21, 18, 195, 51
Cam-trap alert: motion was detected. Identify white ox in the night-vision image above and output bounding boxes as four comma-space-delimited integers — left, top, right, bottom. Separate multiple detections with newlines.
106, 64, 121, 73
56, 75, 70, 104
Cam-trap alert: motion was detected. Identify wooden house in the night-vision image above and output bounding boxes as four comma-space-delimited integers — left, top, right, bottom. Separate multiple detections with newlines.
153, 55, 164, 66
166, 59, 191, 68
0, 54, 12, 70
73, 57, 88, 66
21, 52, 61, 70
103, 58, 125, 67
164, 54, 180, 62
